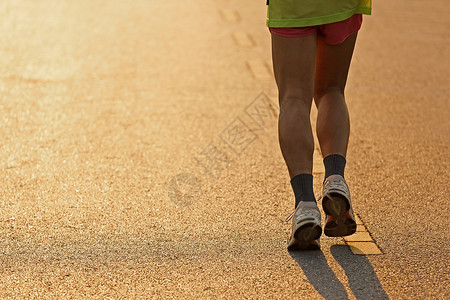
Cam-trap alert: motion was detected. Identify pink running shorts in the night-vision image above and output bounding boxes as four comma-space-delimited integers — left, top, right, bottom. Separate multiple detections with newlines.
269, 14, 363, 45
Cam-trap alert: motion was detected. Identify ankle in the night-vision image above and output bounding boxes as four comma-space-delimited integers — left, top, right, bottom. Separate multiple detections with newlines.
323, 154, 346, 179
290, 173, 316, 207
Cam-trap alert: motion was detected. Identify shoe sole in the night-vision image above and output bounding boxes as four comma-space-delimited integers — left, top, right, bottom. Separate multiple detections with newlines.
288, 223, 322, 251
323, 193, 356, 237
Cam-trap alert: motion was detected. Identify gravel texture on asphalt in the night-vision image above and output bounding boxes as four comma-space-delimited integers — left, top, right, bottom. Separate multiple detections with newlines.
0, 0, 449, 299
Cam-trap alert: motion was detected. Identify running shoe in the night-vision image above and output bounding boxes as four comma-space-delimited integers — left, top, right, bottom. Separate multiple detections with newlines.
322, 175, 357, 237
286, 201, 322, 250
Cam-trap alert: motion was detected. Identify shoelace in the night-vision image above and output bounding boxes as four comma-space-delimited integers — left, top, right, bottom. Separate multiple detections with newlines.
284, 211, 295, 224
324, 179, 348, 193
284, 206, 322, 224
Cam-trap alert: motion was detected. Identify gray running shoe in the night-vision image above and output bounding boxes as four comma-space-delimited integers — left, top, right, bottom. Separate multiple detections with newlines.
322, 175, 357, 237
286, 201, 322, 250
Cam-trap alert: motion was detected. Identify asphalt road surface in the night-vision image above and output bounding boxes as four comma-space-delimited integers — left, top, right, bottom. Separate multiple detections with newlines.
1, 0, 449, 299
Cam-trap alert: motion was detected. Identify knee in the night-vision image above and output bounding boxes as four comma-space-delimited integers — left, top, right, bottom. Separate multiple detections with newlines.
279, 96, 312, 118
314, 85, 345, 101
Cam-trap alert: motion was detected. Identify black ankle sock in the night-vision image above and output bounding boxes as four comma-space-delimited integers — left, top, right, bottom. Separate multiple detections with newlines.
290, 174, 316, 208
323, 154, 346, 179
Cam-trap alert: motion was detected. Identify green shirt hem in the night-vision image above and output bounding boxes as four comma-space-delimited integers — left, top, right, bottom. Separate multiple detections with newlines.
267, 7, 371, 28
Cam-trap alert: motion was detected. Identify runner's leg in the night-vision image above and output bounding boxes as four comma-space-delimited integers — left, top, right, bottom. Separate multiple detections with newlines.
314, 33, 358, 158
272, 33, 323, 248
271, 33, 317, 178
314, 33, 358, 237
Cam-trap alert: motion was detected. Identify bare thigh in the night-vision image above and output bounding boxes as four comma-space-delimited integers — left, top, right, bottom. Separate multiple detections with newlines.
314, 33, 358, 101
271, 33, 318, 176
271, 33, 317, 106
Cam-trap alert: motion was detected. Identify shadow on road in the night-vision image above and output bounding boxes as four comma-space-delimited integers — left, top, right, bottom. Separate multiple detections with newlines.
289, 250, 349, 299
330, 245, 389, 300
289, 245, 389, 300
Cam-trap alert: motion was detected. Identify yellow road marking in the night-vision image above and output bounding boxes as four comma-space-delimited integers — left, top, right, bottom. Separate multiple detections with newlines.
354, 214, 364, 225
219, 9, 240, 22
313, 151, 383, 254
347, 242, 383, 255
313, 150, 325, 175
356, 224, 367, 232
246, 60, 272, 79
344, 232, 373, 242
232, 32, 255, 47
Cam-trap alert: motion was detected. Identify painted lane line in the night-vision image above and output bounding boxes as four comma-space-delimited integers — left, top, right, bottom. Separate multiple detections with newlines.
313, 149, 325, 175
312, 150, 383, 255
354, 213, 364, 225
232, 32, 255, 47
219, 9, 240, 22
356, 224, 367, 232
347, 242, 383, 255
344, 232, 373, 242
246, 60, 272, 79
345, 214, 383, 255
